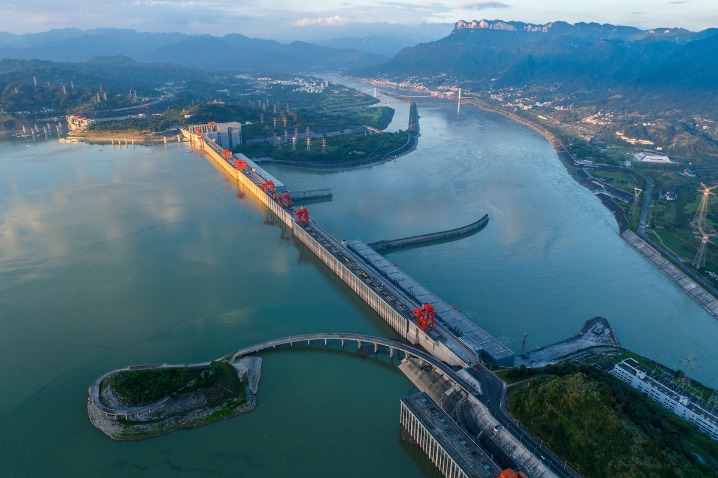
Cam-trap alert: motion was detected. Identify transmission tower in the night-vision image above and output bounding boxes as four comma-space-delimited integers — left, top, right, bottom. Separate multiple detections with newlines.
692, 183, 717, 229
631, 187, 643, 216
692, 227, 716, 269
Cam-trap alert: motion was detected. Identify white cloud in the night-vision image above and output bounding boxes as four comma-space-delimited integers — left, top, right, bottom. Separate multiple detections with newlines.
294, 15, 349, 27
456, 0, 510, 9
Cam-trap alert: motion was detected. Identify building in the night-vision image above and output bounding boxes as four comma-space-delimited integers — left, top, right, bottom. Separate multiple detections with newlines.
66, 115, 94, 131
189, 121, 242, 149
633, 151, 671, 163
400, 392, 503, 478
611, 358, 718, 440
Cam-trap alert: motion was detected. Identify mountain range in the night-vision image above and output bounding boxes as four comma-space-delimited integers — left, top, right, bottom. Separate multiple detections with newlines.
0, 28, 388, 72
360, 20, 718, 112
2, 22, 718, 119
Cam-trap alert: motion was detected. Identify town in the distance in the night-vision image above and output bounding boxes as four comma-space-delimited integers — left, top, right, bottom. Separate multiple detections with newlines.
1, 13, 718, 478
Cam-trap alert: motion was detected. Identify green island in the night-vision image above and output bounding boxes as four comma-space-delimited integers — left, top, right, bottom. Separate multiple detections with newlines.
504, 362, 718, 477
87, 356, 261, 440
70, 77, 416, 166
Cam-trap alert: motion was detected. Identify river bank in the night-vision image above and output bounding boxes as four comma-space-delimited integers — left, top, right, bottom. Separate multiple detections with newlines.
465, 97, 718, 320
252, 130, 418, 170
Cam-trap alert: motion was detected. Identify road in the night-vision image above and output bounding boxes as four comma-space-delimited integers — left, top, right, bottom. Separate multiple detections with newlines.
638, 177, 653, 234
466, 365, 581, 478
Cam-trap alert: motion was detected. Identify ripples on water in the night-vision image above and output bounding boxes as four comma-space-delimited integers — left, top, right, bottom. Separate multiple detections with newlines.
1, 89, 717, 476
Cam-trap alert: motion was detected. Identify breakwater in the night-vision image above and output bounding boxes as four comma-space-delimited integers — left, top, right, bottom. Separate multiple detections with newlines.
369, 214, 489, 252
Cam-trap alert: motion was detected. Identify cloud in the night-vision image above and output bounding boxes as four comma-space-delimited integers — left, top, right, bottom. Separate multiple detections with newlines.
456, 1, 510, 9
294, 16, 349, 27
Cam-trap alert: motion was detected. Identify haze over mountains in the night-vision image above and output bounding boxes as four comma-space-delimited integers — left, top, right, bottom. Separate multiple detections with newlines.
1, 20, 717, 117
361, 20, 718, 112
0, 28, 389, 72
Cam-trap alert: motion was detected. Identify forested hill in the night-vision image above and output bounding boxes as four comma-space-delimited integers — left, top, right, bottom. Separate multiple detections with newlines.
360, 19, 718, 113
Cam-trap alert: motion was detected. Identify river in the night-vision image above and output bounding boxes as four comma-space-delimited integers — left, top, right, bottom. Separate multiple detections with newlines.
0, 84, 716, 477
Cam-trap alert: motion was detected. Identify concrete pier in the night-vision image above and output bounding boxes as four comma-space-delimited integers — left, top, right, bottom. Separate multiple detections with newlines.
369, 214, 489, 252
290, 188, 332, 201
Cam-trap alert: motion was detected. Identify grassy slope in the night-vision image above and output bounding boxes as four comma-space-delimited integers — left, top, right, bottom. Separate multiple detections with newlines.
507, 370, 718, 477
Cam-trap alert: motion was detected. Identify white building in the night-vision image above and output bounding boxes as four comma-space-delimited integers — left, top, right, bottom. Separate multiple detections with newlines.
189, 121, 242, 149
611, 358, 718, 440
633, 151, 671, 163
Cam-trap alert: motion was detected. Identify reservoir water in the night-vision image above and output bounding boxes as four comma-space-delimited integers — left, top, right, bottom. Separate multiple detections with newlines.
1, 86, 717, 477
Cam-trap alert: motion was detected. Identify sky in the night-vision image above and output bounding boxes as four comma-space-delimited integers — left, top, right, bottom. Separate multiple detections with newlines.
0, 0, 716, 41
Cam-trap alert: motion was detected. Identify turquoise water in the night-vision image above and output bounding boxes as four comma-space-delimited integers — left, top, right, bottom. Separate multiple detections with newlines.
1, 88, 716, 476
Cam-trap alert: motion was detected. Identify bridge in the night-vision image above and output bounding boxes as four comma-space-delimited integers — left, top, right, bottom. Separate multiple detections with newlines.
232, 333, 481, 395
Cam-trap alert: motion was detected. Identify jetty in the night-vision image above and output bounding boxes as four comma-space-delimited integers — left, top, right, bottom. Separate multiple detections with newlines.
369, 214, 489, 252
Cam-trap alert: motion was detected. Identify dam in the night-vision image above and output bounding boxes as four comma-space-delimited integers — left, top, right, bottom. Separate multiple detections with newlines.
182, 127, 515, 369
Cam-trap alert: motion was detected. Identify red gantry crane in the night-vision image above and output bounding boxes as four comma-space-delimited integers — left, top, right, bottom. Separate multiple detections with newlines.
412, 303, 436, 331
234, 159, 248, 171
294, 207, 309, 225
262, 180, 275, 193
277, 193, 292, 207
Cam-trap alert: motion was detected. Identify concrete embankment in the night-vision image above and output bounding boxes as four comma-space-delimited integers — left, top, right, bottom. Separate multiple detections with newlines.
466, 99, 718, 319
515, 316, 621, 368
622, 230, 718, 318
87, 356, 261, 440
369, 214, 488, 252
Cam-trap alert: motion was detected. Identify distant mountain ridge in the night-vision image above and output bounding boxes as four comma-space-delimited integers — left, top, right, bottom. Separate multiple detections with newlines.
0, 28, 388, 72
361, 19, 718, 113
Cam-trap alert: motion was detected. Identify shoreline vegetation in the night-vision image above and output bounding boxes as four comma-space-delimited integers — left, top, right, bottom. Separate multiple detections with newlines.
88, 356, 261, 441
506, 366, 718, 477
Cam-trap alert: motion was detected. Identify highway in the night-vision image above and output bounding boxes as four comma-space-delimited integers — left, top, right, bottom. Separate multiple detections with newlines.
465, 364, 580, 478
